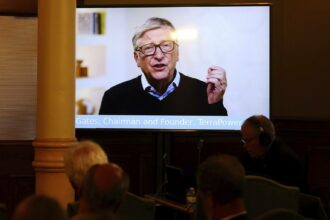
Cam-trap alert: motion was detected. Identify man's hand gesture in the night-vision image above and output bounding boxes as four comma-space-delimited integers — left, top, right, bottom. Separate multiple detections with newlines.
206, 66, 227, 104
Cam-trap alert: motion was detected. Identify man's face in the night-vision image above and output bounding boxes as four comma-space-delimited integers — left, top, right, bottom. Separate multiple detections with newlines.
241, 123, 265, 158
134, 27, 179, 86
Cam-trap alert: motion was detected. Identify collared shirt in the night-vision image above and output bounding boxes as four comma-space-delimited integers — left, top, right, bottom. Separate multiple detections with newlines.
141, 70, 181, 101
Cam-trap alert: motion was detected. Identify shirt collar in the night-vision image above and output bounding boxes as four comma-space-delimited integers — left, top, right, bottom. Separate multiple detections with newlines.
141, 70, 180, 90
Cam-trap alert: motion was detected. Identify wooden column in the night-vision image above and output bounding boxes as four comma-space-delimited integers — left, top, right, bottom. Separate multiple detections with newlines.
33, 0, 77, 206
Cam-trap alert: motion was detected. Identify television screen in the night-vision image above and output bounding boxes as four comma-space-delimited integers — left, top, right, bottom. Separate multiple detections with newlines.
75, 5, 270, 130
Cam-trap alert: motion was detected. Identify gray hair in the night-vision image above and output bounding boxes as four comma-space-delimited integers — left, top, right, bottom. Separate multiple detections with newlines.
64, 140, 109, 190
132, 17, 176, 48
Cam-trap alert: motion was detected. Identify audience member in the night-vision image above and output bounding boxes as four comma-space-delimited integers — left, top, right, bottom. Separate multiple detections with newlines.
11, 194, 68, 220
197, 154, 247, 220
240, 115, 303, 188
77, 163, 129, 217
64, 140, 109, 199
64, 140, 109, 217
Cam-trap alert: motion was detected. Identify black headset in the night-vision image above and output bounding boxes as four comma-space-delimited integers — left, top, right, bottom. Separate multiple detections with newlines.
247, 116, 272, 147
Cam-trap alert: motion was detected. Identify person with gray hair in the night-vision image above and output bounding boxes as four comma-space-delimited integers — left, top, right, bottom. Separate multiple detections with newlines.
197, 154, 247, 220
99, 17, 227, 115
64, 140, 109, 198
240, 115, 303, 187
64, 140, 109, 218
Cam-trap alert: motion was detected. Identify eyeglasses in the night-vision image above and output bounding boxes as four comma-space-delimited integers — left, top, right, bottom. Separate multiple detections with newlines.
241, 136, 258, 144
135, 40, 177, 56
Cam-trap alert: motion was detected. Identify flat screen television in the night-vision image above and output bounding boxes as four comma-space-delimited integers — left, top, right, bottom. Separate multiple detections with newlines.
75, 4, 270, 131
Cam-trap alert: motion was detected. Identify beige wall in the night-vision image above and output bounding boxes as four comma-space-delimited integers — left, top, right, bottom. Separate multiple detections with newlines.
272, 0, 330, 119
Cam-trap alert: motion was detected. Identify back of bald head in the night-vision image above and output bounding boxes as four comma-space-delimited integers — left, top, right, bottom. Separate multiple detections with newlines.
12, 195, 68, 220
82, 163, 129, 213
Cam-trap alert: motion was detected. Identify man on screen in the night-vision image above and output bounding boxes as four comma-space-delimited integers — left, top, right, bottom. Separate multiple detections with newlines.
99, 17, 228, 115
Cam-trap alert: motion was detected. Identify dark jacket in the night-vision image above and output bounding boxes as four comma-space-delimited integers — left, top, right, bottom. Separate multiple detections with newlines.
241, 138, 303, 188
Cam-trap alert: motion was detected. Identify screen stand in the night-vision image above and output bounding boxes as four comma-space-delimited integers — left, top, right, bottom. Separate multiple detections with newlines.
156, 132, 172, 195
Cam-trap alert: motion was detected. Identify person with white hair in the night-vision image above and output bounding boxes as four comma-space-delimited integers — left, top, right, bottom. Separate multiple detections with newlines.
64, 140, 109, 217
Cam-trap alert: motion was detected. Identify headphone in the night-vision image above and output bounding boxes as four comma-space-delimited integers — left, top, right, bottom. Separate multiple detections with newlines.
247, 116, 272, 147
